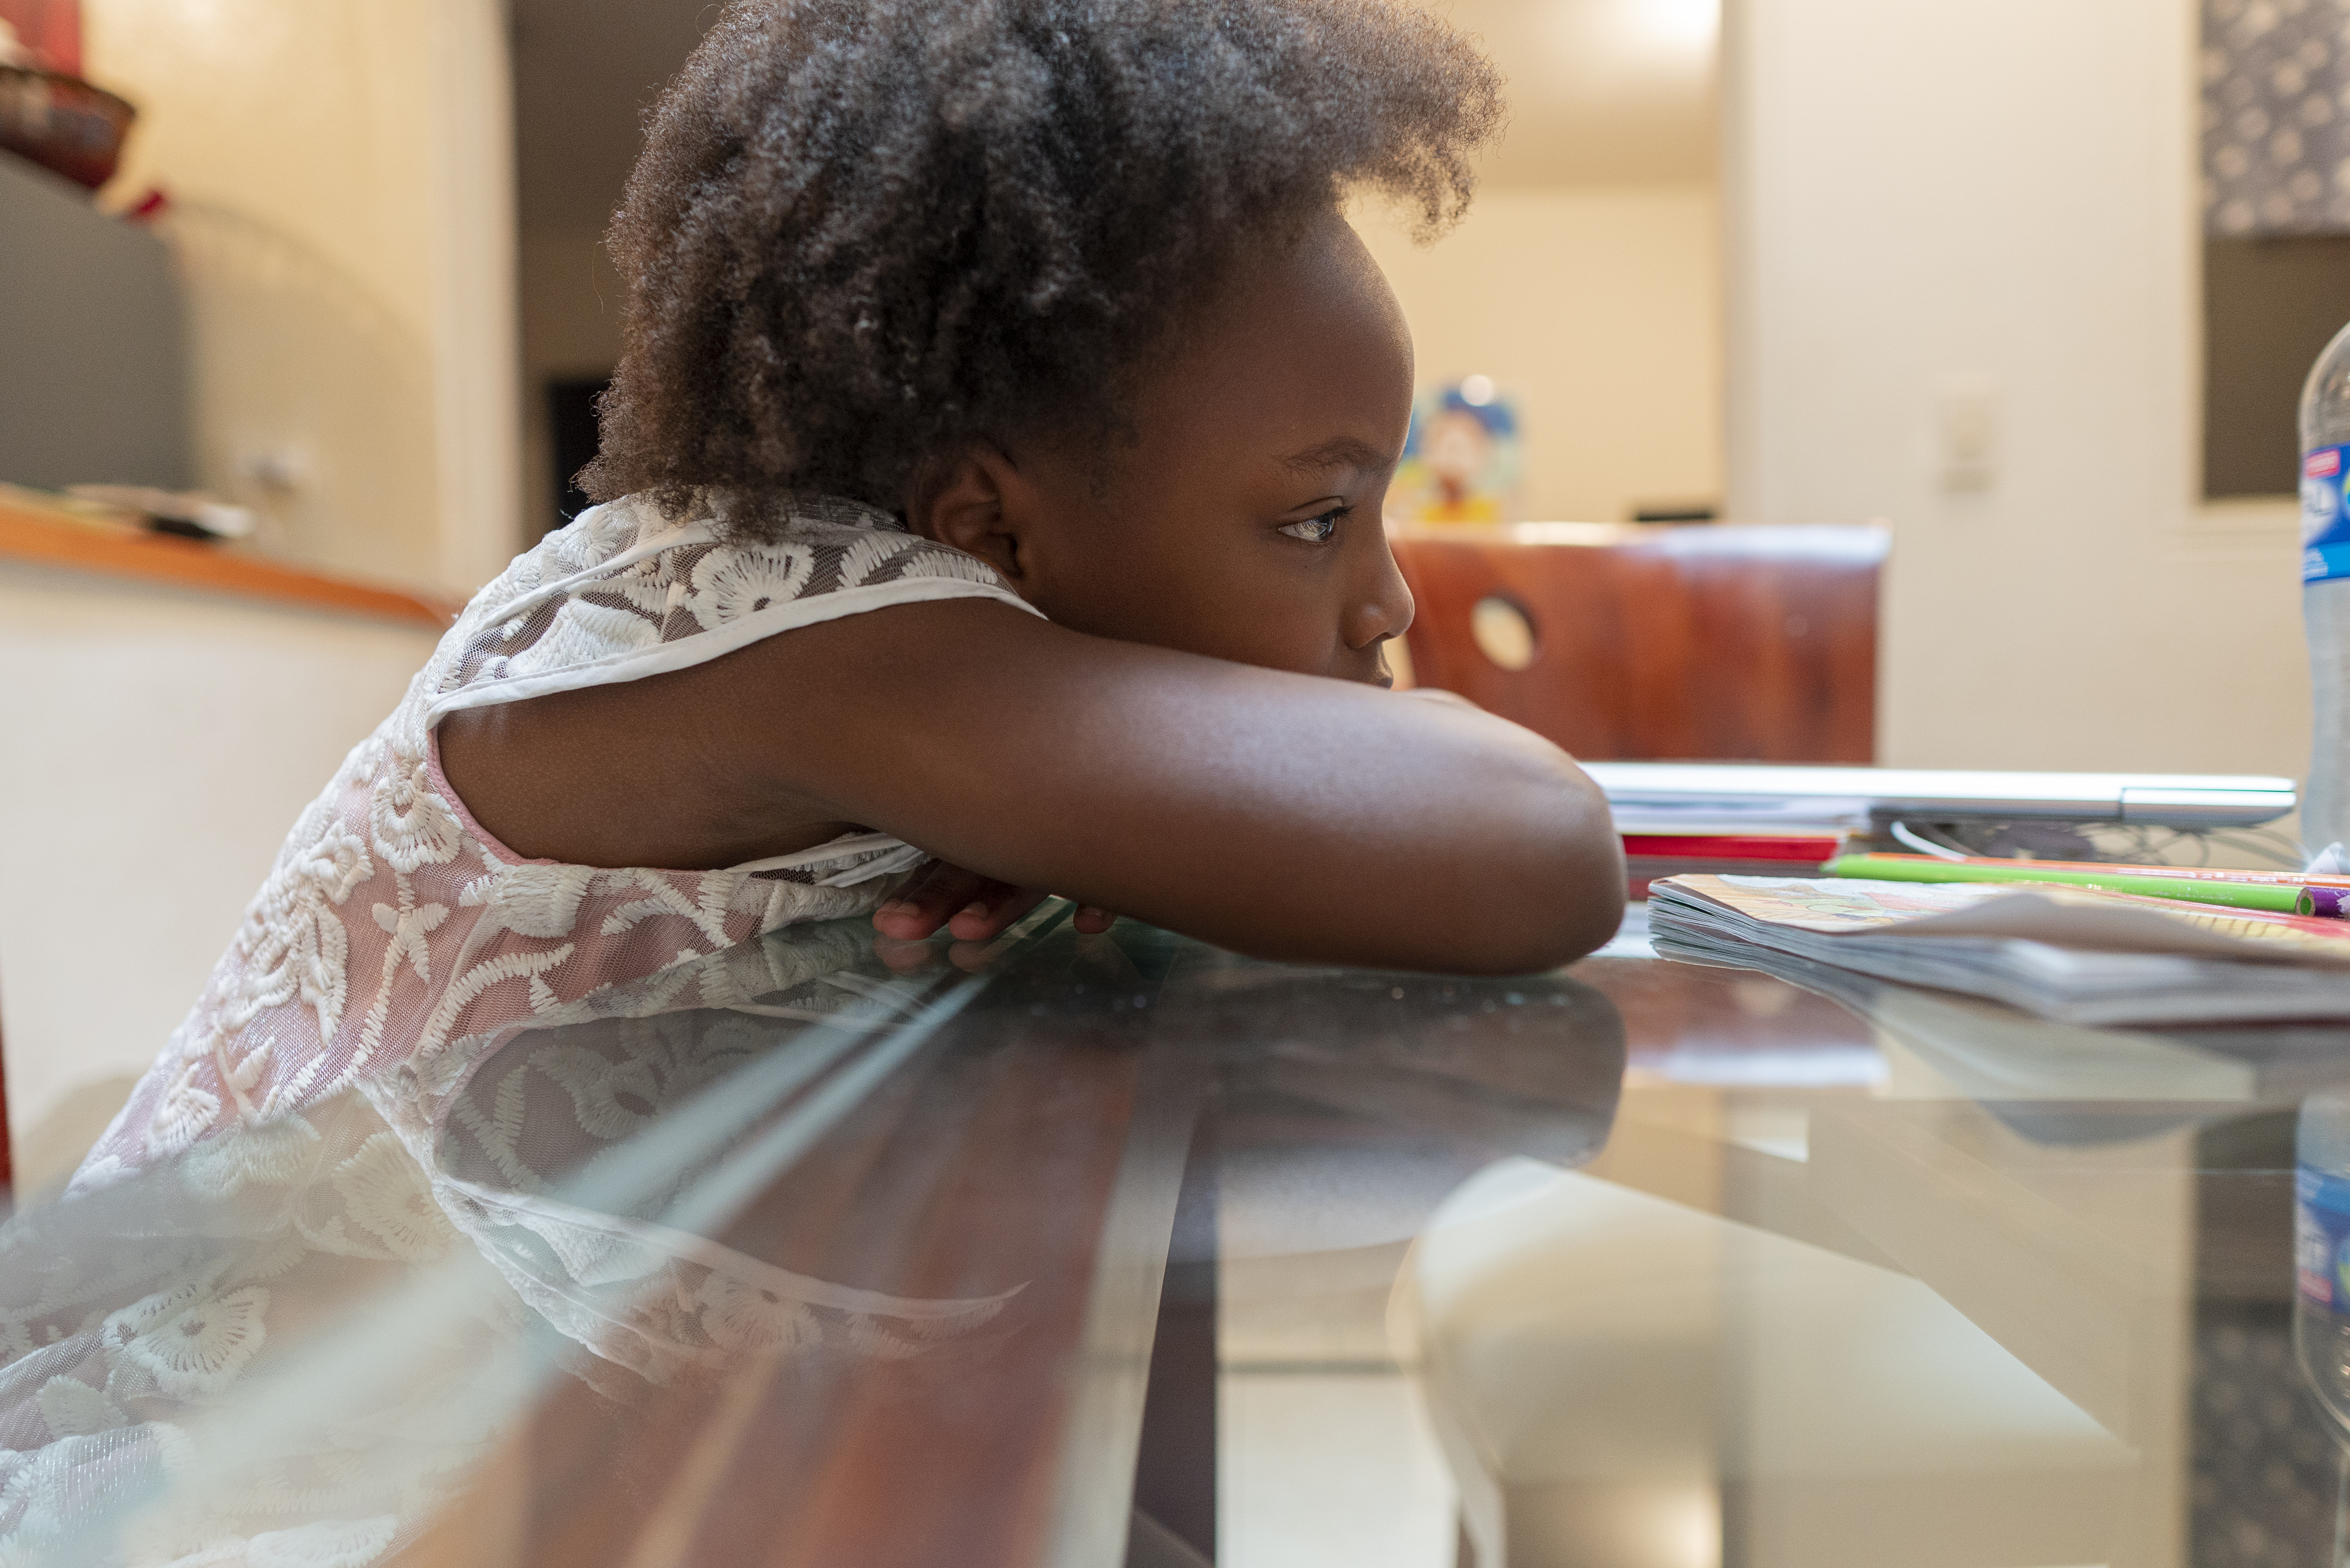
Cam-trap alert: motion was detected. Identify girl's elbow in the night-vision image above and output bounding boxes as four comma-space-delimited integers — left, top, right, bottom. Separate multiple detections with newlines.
1442, 833, 1625, 975
1545, 871, 1629, 966
1500, 791, 1627, 970
1513, 785, 1626, 968
1497, 863, 1625, 972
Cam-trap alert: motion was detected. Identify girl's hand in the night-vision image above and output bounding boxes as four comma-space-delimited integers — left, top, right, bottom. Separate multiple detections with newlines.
874, 859, 1117, 942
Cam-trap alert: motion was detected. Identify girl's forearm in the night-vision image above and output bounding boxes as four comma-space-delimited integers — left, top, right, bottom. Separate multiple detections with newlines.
766, 605, 1625, 972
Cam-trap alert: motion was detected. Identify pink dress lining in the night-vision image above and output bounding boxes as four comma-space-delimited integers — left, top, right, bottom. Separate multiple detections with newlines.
423, 729, 558, 872
78, 493, 1023, 1183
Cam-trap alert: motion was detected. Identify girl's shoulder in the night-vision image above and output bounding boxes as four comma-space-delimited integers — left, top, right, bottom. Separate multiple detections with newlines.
468, 492, 1004, 630
425, 493, 1039, 724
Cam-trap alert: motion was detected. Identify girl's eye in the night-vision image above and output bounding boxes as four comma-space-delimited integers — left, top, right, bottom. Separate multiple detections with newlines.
1278, 506, 1351, 543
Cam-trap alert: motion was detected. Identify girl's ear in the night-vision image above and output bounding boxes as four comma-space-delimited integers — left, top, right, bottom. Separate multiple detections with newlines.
905, 442, 1033, 583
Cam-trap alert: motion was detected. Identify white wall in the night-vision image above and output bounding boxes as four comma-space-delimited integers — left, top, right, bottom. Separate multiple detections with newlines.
0, 565, 437, 1175
1355, 184, 1724, 523
1723, 0, 2307, 783
1431, 0, 1718, 188
83, 0, 523, 595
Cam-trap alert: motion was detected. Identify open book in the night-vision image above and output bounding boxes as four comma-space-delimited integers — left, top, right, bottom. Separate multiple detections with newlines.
1647, 874, 2350, 1026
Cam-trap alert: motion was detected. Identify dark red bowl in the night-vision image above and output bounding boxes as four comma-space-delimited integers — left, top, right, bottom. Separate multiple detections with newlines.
0, 65, 134, 191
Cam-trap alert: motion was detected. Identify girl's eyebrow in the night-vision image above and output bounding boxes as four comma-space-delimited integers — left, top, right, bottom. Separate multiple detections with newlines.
1277, 435, 1391, 476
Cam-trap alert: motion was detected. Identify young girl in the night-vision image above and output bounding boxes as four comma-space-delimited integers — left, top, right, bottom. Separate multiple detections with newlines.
77, 0, 1622, 1186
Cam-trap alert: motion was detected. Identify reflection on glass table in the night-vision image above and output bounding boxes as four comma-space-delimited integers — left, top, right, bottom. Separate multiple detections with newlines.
0, 910, 1626, 1568
6, 901, 2350, 1568
1512, 942, 2350, 1568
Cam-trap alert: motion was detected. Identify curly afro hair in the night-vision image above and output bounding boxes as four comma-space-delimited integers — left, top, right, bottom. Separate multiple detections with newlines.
581, 0, 1505, 536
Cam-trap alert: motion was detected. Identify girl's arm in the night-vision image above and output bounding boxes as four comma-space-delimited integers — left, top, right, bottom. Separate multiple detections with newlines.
441, 599, 1624, 975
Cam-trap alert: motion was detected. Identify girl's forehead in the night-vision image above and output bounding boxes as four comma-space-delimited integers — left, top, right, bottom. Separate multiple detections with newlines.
1165, 225, 1407, 380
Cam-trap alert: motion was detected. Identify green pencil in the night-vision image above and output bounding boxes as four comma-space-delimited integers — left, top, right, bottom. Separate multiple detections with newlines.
1822, 854, 2307, 915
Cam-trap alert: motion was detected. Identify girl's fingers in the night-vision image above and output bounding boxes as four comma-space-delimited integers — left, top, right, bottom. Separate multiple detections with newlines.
872, 861, 993, 940
946, 884, 1049, 941
871, 935, 942, 975
874, 863, 1115, 943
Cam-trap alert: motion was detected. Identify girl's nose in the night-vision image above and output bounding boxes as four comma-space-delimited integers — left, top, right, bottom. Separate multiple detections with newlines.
1345, 536, 1416, 651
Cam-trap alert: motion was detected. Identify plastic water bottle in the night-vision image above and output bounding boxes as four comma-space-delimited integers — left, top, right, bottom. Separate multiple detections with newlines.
2302, 320, 2350, 854
2296, 1091, 2350, 1437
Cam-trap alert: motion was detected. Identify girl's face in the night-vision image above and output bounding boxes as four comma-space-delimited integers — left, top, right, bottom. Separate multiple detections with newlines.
910, 214, 1418, 685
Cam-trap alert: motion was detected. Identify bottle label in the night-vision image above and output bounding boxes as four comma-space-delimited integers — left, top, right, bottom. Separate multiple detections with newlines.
2297, 1165, 2350, 1305
2305, 445, 2350, 582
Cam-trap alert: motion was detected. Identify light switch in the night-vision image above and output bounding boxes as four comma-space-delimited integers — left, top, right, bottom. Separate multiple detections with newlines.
1936, 379, 1999, 493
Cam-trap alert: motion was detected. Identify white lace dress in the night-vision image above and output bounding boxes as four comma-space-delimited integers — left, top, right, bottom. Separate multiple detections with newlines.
0, 930, 1023, 1566
0, 497, 1042, 1566
78, 493, 1039, 1190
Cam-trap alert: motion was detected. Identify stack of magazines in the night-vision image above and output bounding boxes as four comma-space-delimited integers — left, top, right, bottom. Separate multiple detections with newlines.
1647, 874, 2350, 1026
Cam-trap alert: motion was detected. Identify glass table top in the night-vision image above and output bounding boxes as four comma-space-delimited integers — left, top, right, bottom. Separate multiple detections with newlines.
2, 901, 2341, 1568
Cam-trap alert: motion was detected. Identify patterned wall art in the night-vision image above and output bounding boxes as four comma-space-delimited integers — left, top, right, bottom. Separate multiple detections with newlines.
2204, 0, 2350, 235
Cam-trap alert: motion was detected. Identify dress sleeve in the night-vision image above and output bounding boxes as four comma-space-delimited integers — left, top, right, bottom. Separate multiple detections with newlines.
425, 505, 1042, 723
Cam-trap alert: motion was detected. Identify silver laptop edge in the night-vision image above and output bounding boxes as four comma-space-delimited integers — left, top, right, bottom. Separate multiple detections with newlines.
1582, 763, 2297, 829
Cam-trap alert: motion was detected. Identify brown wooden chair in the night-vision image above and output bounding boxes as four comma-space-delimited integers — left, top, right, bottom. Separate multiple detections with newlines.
1389, 523, 1888, 764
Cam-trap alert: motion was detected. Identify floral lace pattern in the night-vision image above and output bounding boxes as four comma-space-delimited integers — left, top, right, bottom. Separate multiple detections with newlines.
79, 494, 1034, 1190
1, 933, 1012, 1565
13, 496, 1032, 1563
432, 494, 1014, 712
